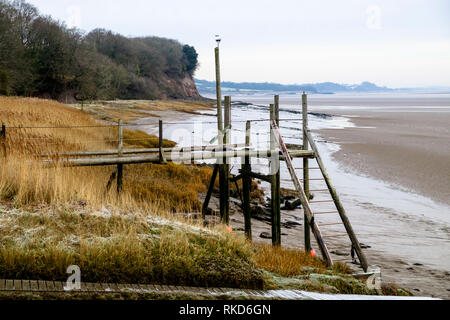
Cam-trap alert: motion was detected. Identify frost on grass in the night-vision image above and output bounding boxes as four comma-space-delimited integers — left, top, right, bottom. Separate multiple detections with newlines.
0, 205, 264, 289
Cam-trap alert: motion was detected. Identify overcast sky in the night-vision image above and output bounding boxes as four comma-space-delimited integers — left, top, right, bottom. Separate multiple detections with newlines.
28, 0, 450, 87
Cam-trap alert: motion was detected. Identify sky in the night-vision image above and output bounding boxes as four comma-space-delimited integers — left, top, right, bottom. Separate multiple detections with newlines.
27, 0, 450, 88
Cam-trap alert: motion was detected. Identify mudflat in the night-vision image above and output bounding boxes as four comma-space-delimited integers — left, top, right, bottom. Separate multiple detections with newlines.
309, 101, 450, 207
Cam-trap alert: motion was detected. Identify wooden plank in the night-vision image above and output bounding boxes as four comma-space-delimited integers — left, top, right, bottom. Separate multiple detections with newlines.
53, 281, 64, 292
153, 284, 163, 292
242, 120, 252, 240
41, 144, 246, 157
22, 280, 30, 291
202, 164, 219, 219
0, 279, 5, 291
5, 280, 14, 291
37, 280, 47, 291
145, 284, 157, 291
323, 233, 349, 238
117, 283, 131, 292
78, 282, 88, 292
315, 211, 339, 215
270, 102, 281, 246
320, 222, 344, 226
118, 119, 123, 155
84, 282, 96, 292
45, 149, 315, 167
302, 93, 311, 252
138, 284, 151, 293
13, 279, 22, 291
215, 46, 223, 142
46, 281, 55, 291
0, 123, 6, 158
100, 283, 110, 291
230, 174, 242, 182
306, 130, 369, 272
221, 96, 231, 225
159, 120, 167, 164
131, 284, 142, 292
249, 171, 271, 183
271, 120, 333, 266
30, 280, 38, 292
117, 119, 123, 194
93, 283, 104, 292
105, 283, 119, 292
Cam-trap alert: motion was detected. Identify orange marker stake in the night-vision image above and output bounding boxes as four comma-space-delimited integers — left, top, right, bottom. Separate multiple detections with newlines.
226, 226, 233, 233
310, 249, 316, 257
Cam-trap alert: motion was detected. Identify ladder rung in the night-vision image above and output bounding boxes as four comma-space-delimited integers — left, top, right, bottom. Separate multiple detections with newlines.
323, 233, 348, 238
300, 178, 325, 181
309, 200, 334, 204
309, 189, 329, 192
319, 222, 343, 226
333, 258, 351, 262
294, 167, 321, 170
314, 211, 338, 215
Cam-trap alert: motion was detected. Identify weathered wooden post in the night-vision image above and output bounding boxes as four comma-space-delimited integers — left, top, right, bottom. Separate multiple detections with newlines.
117, 119, 123, 194
159, 120, 167, 163
302, 93, 311, 252
202, 164, 219, 220
270, 100, 281, 246
242, 120, 252, 240
215, 43, 227, 225
221, 96, 231, 225
215, 46, 223, 137
0, 122, 6, 158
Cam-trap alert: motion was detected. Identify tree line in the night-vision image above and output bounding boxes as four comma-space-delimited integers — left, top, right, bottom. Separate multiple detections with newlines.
0, 0, 199, 100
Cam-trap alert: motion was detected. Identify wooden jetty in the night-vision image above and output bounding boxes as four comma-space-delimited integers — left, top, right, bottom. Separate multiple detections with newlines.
2, 93, 369, 272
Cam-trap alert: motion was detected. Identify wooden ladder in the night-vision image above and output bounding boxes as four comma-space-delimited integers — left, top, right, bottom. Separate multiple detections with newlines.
271, 120, 369, 272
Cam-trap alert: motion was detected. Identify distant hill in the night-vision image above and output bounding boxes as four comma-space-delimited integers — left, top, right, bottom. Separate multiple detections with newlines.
195, 79, 393, 94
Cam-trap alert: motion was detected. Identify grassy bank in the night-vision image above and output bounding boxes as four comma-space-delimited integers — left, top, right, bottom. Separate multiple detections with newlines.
77, 99, 214, 123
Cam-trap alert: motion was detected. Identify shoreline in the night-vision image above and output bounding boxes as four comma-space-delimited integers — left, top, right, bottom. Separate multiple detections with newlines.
129, 97, 450, 299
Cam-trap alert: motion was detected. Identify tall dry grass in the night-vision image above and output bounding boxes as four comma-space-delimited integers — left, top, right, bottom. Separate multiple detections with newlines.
0, 96, 212, 211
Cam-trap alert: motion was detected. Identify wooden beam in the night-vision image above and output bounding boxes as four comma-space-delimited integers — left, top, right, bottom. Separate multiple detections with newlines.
117, 119, 123, 194
221, 96, 231, 224
242, 120, 252, 240
302, 93, 311, 252
215, 46, 223, 136
271, 120, 333, 266
0, 122, 5, 158
305, 130, 369, 272
270, 100, 281, 246
202, 164, 219, 219
159, 120, 167, 163
46, 150, 315, 167
41, 144, 247, 157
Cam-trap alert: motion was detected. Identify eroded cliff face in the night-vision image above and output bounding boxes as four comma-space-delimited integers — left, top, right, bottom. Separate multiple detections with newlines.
162, 72, 201, 99
179, 73, 201, 98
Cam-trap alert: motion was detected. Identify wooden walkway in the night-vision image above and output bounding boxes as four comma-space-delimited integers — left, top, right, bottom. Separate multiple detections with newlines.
0, 279, 438, 300
0, 279, 269, 298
